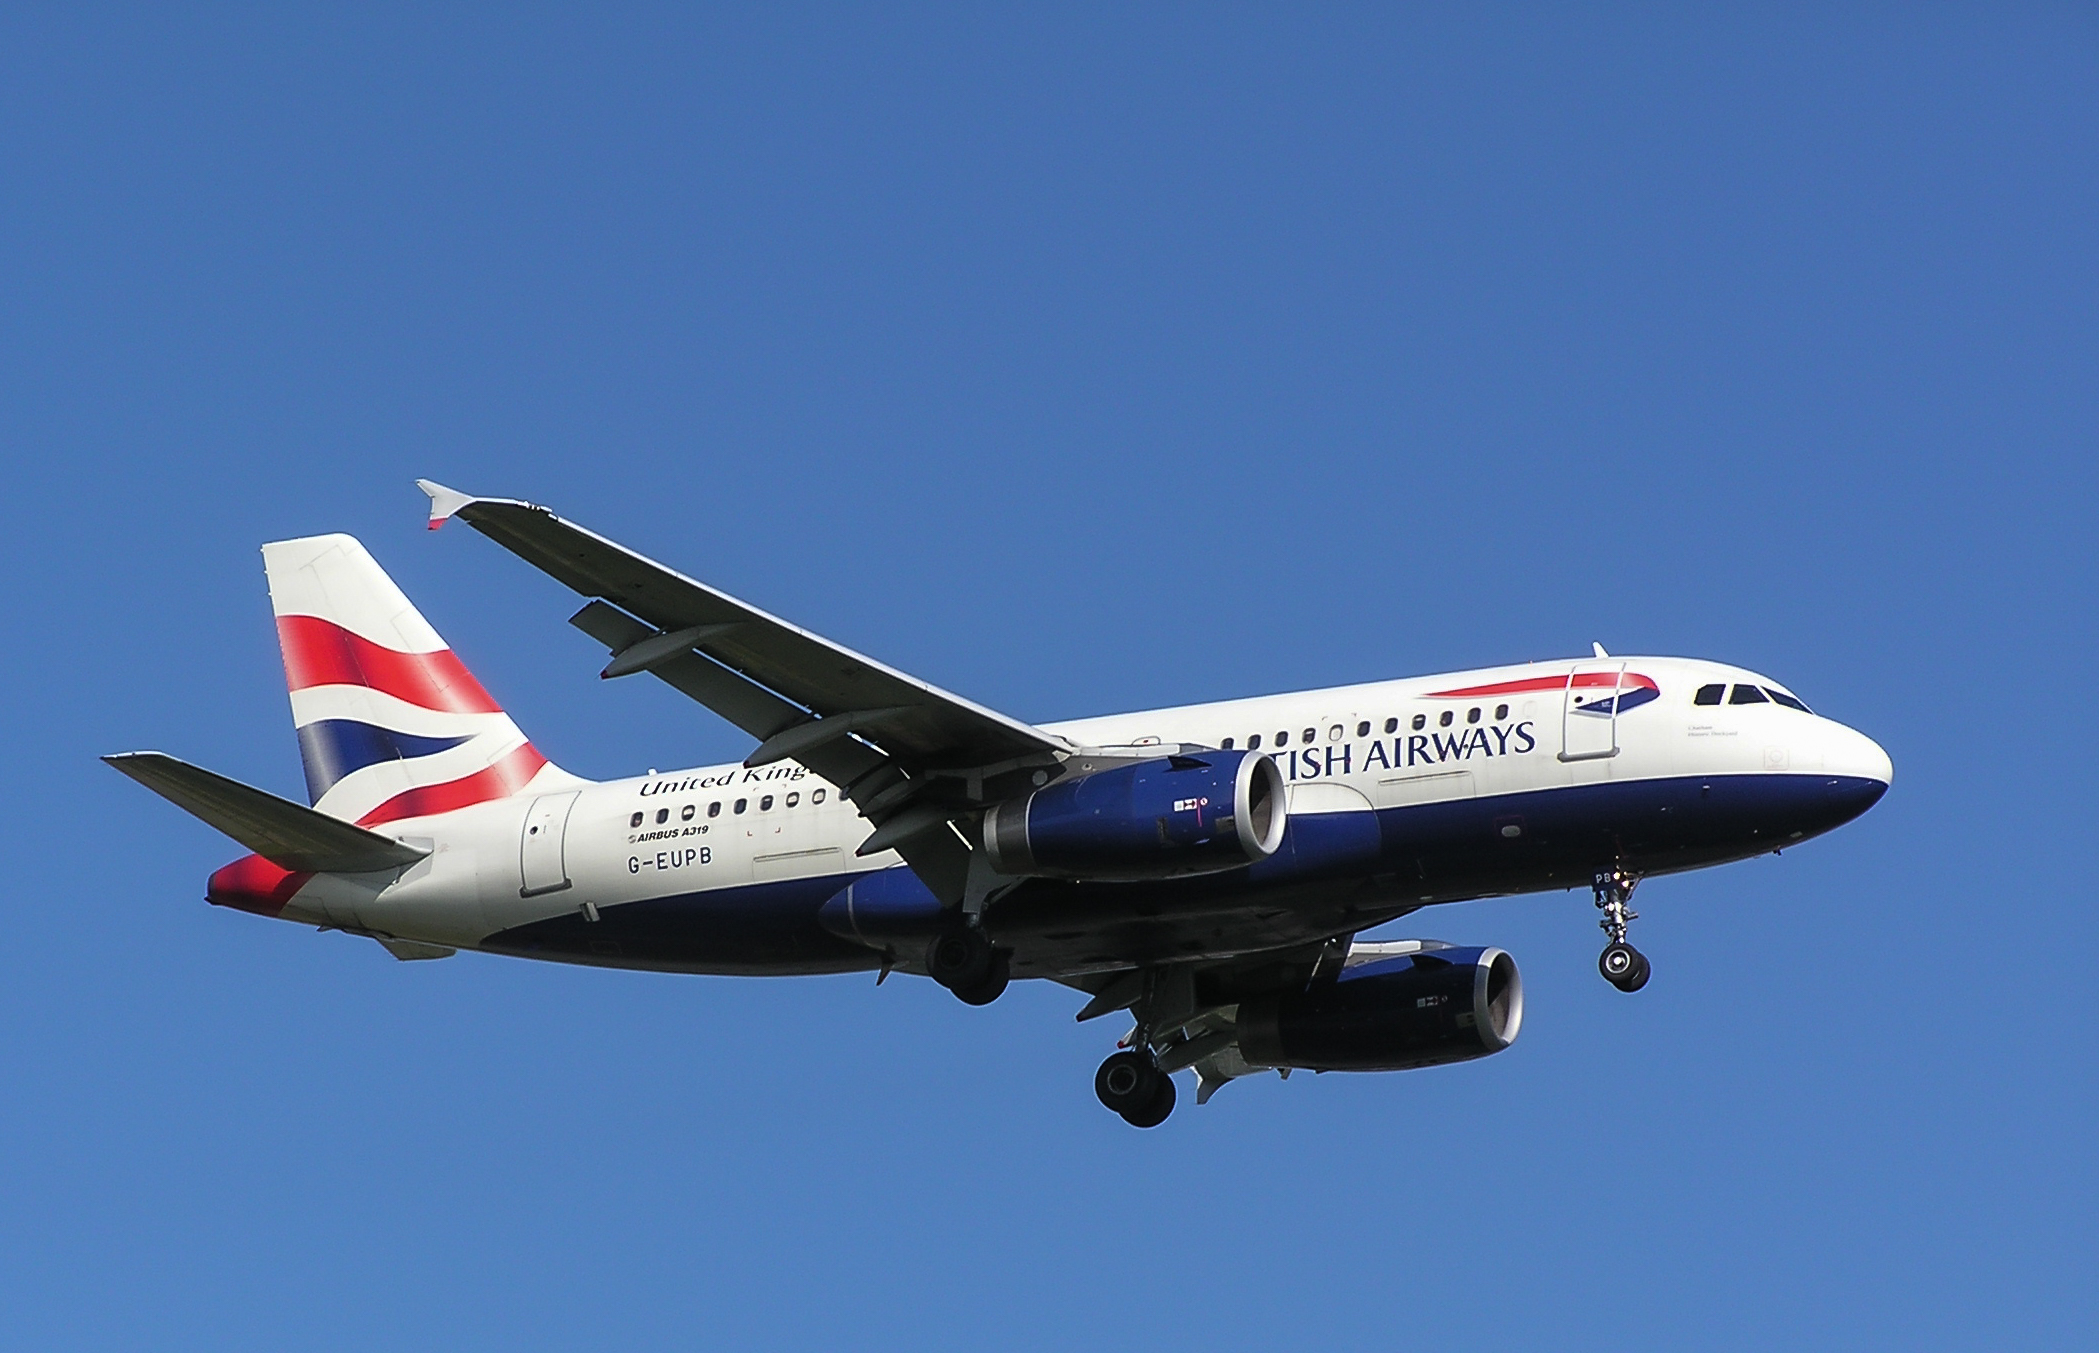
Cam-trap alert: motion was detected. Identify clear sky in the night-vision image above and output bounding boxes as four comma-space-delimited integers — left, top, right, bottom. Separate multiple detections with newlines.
1, 8, 2091, 1350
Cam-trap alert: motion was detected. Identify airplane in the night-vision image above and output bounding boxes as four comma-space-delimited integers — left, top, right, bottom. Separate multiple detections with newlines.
106, 482, 1892, 1127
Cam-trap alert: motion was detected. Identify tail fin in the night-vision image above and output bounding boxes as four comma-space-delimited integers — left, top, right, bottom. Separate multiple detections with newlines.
262, 534, 568, 826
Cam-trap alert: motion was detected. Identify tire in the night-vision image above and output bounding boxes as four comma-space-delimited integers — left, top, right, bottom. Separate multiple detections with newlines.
1600, 942, 1649, 992
926, 928, 994, 992
1094, 1051, 1157, 1115
1120, 1072, 1177, 1129
952, 948, 1010, 1006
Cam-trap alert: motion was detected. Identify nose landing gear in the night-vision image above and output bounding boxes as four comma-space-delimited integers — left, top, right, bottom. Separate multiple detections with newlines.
1594, 868, 1650, 992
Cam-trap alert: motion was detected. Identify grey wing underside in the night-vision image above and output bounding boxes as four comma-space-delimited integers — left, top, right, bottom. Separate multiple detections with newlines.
419, 481, 1070, 904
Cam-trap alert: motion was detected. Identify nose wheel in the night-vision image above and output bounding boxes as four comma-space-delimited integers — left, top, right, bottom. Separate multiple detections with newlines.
1600, 940, 1650, 991
1594, 869, 1650, 992
1095, 1049, 1177, 1128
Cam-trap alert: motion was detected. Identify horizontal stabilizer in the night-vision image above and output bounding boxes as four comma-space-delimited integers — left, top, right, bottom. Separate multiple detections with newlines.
103, 752, 430, 874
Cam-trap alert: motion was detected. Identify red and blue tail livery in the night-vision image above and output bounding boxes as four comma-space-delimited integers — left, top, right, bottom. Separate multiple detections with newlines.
260, 535, 568, 828
109, 486, 1892, 1128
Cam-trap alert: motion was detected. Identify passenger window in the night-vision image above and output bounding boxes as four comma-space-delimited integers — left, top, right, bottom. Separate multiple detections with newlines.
1384, 717, 1398, 734
734, 798, 748, 814
629, 811, 644, 828
1248, 734, 1262, 750
1222, 737, 1234, 750
1730, 685, 1769, 705
812, 788, 826, 804
1693, 684, 1725, 706
1495, 704, 1509, 721
1412, 714, 1426, 731
1303, 727, 1316, 743
655, 808, 669, 824
1467, 707, 1481, 725
1767, 689, 1812, 712
1438, 710, 1453, 727
1327, 725, 1342, 741
681, 804, 695, 821
786, 792, 800, 808
1275, 731, 1288, 746
760, 795, 774, 811
708, 801, 722, 817
1356, 721, 1370, 737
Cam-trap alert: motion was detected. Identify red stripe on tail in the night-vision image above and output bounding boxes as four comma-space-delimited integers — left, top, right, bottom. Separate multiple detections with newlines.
277, 614, 504, 714
355, 742, 550, 827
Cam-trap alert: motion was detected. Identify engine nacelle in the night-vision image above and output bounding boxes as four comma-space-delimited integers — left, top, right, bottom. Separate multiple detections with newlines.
1236, 943, 1523, 1072
982, 750, 1287, 881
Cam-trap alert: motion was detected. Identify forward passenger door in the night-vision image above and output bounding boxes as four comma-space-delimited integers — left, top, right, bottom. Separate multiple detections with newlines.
1560, 661, 1627, 762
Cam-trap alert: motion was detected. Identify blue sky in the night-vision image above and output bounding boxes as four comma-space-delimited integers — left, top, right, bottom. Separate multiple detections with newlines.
1, 7, 2091, 1349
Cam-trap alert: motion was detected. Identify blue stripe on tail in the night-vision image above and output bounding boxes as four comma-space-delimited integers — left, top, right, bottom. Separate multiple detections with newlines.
296, 720, 473, 804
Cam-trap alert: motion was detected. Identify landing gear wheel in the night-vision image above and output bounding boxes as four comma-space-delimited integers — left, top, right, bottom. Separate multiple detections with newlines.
951, 948, 1010, 1006
1120, 1071, 1176, 1129
1600, 941, 1650, 992
926, 927, 995, 996
1592, 868, 1649, 992
1094, 1050, 1158, 1116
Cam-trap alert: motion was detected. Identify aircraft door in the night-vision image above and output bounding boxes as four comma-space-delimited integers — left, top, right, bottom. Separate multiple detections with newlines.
1560, 661, 1627, 762
519, 790, 581, 896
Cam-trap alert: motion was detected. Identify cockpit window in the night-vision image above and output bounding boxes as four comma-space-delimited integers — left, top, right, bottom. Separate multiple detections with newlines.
1693, 683, 1725, 706
1729, 684, 1769, 705
1766, 689, 1812, 712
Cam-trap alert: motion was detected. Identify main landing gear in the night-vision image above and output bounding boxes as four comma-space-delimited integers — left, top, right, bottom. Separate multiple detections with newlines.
1095, 1049, 1176, 1128
1594, 868, 1651, 993
925, 925, 1009, 1006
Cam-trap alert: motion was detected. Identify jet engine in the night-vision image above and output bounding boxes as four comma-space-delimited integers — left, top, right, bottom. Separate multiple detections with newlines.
1236, 943, 1523, 1072
982, 750, 1287, 881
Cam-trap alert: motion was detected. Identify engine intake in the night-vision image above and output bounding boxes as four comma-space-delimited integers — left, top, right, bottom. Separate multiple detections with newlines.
982, 750, 1287, 881
1237, 943, 1523, 1072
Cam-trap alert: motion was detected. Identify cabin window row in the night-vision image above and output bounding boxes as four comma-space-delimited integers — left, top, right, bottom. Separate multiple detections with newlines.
1220, 704, 1512, 751
1693, 683, 1811, 712
629, 786, 829, 828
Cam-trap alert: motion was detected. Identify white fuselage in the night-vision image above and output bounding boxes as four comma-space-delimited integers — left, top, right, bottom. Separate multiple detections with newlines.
266, 654, 1891, 962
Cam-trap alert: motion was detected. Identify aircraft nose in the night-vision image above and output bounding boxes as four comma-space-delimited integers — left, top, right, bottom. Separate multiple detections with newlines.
1827, 723, 1893, 788
1819, 721, 1893, 825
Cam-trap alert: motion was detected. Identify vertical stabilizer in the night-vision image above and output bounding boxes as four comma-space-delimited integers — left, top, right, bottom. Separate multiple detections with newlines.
261, 534, 571, 825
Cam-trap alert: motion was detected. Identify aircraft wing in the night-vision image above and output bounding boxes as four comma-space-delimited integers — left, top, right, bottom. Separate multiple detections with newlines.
419, 481, 1069, 903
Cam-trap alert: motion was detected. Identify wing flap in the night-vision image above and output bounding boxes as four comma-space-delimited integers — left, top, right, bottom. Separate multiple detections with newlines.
104, 752, 430, 874
568, 597, 975, 902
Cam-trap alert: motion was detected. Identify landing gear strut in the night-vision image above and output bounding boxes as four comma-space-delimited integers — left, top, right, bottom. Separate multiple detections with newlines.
925, 926, 1009, 1006
1095, 1049, 1175, 1128
1594, 868, 1650, 992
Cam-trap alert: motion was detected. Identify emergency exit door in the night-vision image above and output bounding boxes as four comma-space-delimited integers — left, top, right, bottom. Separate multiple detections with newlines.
519, 791, 581, 896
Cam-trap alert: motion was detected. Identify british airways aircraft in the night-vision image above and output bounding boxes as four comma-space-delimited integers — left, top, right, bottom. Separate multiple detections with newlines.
108, 483, 1891, 1126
